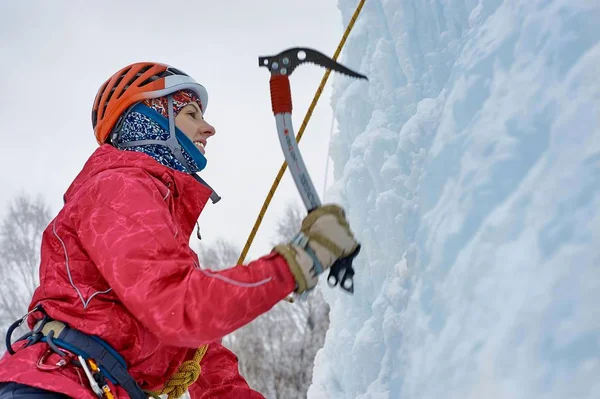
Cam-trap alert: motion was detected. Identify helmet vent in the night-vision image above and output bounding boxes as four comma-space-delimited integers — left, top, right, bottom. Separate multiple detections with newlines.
138, 75, 160, 87
112, 67, 130, 100
167, 67, 188, 76
103, 86, 117, 113
134, 64, 153, 79
119, 64, 150, 90
95, 81, 109, 107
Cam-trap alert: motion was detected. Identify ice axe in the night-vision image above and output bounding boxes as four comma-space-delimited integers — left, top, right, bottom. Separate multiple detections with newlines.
258, 47, 367, 294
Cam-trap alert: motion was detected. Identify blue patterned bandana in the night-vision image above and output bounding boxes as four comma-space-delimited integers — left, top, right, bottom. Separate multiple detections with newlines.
116, 90, 204, 173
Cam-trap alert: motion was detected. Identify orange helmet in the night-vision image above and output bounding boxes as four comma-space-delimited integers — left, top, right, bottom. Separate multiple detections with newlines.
92, 62, 208, 145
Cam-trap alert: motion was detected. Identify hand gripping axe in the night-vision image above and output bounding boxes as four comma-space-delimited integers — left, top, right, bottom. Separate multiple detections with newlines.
258, 47, 367, 294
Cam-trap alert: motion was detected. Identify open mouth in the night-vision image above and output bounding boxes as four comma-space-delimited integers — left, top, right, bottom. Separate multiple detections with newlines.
193, 141, 206, 154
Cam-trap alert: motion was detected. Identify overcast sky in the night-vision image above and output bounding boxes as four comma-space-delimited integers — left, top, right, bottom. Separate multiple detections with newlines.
0, 1, 351, 260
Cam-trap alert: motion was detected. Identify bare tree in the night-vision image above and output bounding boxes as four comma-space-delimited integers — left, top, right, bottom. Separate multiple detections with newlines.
0, 193, 52, 352
197, 202, 330, 399
197, 237, 241, 270
271, 203, 305, 244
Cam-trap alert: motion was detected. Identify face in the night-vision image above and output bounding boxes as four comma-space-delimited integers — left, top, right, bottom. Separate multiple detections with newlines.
174, 102, 216, 155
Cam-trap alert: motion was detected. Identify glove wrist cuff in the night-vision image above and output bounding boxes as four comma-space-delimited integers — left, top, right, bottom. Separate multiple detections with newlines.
291, 232, 325, 275
273, 244, 309, 293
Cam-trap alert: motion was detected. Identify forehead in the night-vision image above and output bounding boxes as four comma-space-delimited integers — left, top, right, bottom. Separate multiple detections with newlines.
183, 101, 203, 113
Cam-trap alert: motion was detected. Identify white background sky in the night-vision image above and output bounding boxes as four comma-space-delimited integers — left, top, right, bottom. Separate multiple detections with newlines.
0, 1, 349, 261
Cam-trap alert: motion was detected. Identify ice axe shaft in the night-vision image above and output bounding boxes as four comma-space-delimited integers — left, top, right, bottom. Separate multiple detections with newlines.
270, 76, 320, 210
259, 47, 367, 293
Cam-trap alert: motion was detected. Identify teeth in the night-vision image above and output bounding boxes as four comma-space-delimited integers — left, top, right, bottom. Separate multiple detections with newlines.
194, 141, 205, 153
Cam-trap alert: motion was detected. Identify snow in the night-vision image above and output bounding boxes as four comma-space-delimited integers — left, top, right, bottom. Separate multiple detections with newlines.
309, 0, 600, 398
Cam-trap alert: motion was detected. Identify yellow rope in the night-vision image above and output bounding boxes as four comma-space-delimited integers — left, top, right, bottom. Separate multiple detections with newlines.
158, 2, 366, 397
236, 0, 367, 267
149, 344, 209, 399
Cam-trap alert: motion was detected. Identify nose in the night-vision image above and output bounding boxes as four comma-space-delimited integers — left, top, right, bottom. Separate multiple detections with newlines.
201, 120, 216, 137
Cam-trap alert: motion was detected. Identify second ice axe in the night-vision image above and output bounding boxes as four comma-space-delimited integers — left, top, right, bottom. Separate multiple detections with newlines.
258, 47, 367, 294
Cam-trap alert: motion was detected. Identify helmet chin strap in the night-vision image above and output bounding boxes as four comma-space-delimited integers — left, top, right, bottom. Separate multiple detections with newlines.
167, 95, 221, 204
166, 95, 190, 169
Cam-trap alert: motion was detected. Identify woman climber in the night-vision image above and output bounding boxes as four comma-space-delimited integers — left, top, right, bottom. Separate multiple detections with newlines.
0, 63, 358, 398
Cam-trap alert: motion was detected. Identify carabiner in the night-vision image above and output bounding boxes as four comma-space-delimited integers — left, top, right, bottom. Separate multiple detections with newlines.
78, 355, 104, 398
5, 305, 43, 355
37, 347, 75, 371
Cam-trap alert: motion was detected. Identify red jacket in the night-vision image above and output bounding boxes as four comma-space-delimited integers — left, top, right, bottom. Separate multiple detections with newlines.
0, 144, 297, 398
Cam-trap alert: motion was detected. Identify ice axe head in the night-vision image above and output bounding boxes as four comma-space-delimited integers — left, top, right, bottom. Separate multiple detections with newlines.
259, 47, 367, 114
259, 47, 368, 80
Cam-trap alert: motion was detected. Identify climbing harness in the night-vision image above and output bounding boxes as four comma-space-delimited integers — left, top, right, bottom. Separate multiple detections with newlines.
6, 306, 209, 399
5, 306, 145, 399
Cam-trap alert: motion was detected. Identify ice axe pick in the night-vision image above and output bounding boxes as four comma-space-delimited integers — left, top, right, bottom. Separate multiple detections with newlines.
258, 47, 367, 294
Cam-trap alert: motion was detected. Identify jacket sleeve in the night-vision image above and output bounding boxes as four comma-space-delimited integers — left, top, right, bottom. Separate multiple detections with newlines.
74, 168, 297, 347
188, 343, 265, 399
